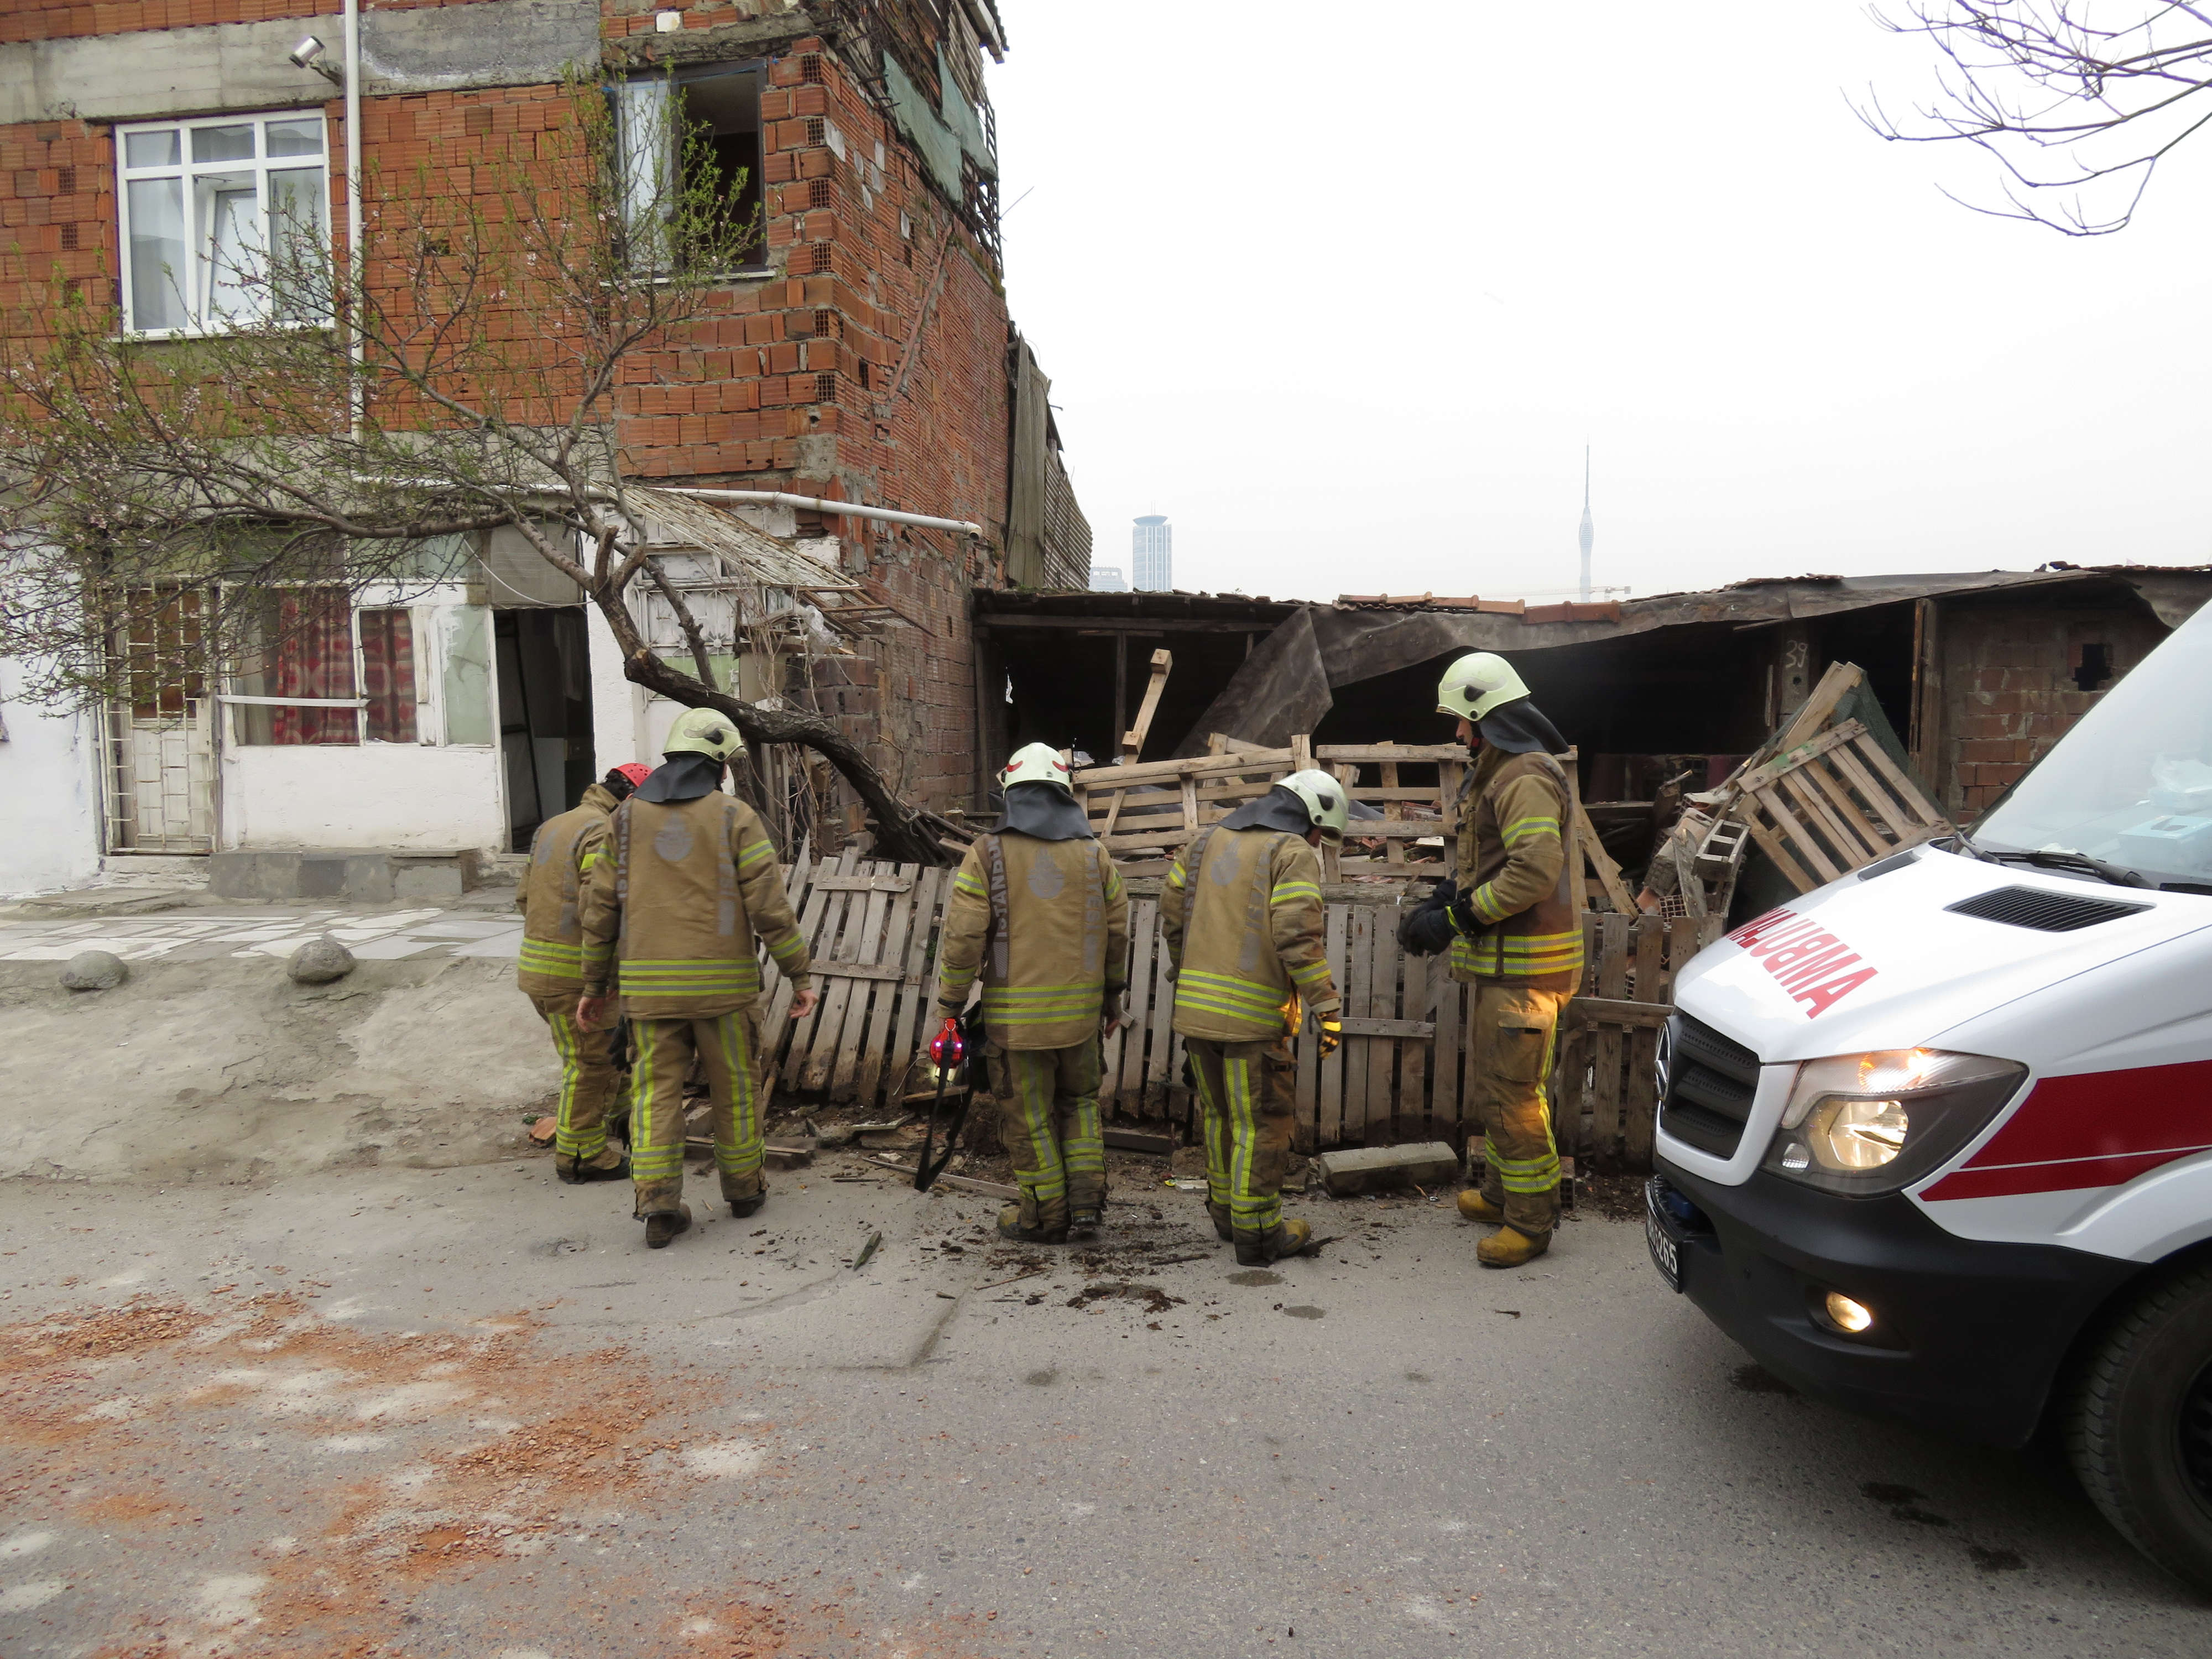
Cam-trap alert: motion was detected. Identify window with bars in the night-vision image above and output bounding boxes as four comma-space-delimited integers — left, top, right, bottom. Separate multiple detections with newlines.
115, 111, 330, 336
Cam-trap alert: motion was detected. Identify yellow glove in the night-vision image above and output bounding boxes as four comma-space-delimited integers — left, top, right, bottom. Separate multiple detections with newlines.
1316, 1016, 1342, 1058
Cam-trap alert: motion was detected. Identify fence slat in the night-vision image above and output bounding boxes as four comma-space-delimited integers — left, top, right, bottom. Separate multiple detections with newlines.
1144, 900, 1179, 1114
884, 864, 946, 1104
849, 860, 921, 1102
1365, 921, 1399, 1140
1118, 898, 1159, 1114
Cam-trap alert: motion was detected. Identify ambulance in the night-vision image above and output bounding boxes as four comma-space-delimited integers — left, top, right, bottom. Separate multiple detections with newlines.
1646, 602, 2212, 1595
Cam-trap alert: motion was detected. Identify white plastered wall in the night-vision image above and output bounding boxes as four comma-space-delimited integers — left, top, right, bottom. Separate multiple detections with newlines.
0, 656, 103, 896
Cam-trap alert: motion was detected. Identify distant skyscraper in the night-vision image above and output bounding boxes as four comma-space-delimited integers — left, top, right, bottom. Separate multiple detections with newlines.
1090, 564, 1129, 592
1577, 446, 1594, 603
1131, 515, 1172, 592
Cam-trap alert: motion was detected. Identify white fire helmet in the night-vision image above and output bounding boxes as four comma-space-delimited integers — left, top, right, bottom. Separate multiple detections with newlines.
1000, 742, 1076, 799
1434, 651, 1531, 721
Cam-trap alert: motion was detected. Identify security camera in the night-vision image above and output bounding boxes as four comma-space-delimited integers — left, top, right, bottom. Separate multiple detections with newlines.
289, 35, 325, 68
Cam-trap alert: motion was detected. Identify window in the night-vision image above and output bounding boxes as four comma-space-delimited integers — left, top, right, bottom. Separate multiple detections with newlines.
232, 595, 419, 745
117, 112, 329, 336
359, 609, 419, 743
613, 64, 766, 272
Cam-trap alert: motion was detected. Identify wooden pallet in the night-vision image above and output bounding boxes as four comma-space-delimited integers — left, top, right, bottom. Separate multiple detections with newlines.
1733, 717, 1950, 891
1554, 912, 1721, 1166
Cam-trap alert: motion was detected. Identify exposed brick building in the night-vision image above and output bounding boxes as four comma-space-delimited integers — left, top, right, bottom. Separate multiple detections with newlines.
0, 0, 1085, 882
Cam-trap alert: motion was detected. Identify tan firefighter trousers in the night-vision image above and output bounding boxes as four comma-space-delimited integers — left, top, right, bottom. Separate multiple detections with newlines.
1468, 982, 1571, 1238
529, 989, 624, 1175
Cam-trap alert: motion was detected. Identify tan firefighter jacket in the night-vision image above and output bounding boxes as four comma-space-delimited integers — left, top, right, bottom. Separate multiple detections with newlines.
935, 831, 1130, 1050
1161, 825, 1339, 1042
578, 791, 810, 1018
1449, 747, 1584, 992
514, 781, 619, 996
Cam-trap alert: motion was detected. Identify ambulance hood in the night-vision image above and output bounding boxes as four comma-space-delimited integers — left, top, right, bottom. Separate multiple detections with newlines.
1675, 842, 2212, 1065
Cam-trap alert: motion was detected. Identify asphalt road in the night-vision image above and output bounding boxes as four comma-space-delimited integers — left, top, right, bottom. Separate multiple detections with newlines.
2, 1158, 2205, 1658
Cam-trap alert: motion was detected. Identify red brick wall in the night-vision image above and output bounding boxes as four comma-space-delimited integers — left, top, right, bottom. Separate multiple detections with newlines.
1939, 602, 2169, 819
3, 6, 1011, 825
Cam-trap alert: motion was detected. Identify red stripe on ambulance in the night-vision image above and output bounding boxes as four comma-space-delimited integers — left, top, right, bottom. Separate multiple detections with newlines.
1921, 1058, 2212, 1201
1724, 907, 1880, 1019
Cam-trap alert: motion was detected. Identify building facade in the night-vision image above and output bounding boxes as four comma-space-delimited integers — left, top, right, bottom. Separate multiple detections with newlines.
1131, 514, 1171, 592
0, 0, 1084, 891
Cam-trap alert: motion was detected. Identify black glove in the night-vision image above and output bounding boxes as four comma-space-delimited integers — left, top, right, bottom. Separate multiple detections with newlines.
1448, 888, 1482, 937
1397, 879, 1458, 957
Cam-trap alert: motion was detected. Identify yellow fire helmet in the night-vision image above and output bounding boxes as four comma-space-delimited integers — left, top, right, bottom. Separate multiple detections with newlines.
1276, 768, 1353, 845
999, 742, 1076, 799
662, 705, 747, 764
1434, 651, 1531, 721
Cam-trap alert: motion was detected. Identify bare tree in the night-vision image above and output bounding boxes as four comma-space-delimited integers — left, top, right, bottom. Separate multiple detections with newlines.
1861, 2, 2212, 233
0, 77, 964, 863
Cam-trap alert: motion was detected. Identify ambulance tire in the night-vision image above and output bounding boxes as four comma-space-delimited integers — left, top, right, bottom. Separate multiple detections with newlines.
2067, 1259, 2212, 1599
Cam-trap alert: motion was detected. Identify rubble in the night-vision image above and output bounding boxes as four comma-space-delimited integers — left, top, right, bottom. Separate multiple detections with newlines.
286, 935, 356, 984
1310, 1141, 1462, 1196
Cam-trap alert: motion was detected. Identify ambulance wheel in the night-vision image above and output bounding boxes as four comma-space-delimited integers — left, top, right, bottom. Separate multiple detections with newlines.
2067, 1259, 2212, 1599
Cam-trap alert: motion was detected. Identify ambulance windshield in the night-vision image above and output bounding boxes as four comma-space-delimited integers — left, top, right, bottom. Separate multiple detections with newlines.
1974, 603, 2212, 888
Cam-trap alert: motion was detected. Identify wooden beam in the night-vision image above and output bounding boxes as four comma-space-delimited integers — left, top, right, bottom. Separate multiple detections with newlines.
1122, 648, 1172, 761
975, 615, 1273, 634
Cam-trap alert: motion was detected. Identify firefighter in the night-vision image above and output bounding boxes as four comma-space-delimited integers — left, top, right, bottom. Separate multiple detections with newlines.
517, 761, 651, 1183
576, 708, 817, 1249
1401, 653, 1583, 1268
1162, 770, 1352, 1266
933, 743, 1130, 1245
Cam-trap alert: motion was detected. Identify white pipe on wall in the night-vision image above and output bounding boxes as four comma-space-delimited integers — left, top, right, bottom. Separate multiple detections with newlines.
664, 488, 985, 539
343, 0, 364, 437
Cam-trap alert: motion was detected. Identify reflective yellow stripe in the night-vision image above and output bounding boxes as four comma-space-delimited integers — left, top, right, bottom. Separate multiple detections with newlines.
953, 870, 987, 899
1500, 813, 1560, 846
1271, 880, 1323, 903
617, 957, 762, 996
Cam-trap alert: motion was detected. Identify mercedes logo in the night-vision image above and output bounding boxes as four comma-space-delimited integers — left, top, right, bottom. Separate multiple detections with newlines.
1653, 1019, 1677, 1105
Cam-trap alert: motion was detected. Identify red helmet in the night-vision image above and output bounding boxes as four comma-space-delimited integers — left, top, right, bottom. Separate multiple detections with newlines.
613, 763, 651, 787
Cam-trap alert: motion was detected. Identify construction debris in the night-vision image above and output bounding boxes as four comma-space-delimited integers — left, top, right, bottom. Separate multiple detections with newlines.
59, 949, 127, 991
1103, 1126, 1177, 1156
1310, 1141, 1462, 1197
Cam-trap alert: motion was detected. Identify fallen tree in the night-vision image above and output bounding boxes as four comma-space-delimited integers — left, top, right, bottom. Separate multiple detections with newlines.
0, 78, 963, 864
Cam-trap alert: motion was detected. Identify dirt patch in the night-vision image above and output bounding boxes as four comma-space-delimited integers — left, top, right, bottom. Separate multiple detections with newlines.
0, 1295, 980, 1659
1066, 1282, 1185, 1316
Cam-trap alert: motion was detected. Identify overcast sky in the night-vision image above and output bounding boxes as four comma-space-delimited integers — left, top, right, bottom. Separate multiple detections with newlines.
988, 3, 2212, 605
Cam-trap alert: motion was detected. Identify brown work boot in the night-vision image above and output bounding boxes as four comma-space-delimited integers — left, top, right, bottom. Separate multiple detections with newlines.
1234, 1217, 1314, 1266
1069, 1207, 1103, 1241
998, 1204, 1068, 1246
1477, 1225, 1549, 1268
557, 1149, 629, 1185
1456, 1190, 1506, 1225
1206, 1201, 1233, 1243
723, 1171, 766, 1219
644, 1203, 693, 1250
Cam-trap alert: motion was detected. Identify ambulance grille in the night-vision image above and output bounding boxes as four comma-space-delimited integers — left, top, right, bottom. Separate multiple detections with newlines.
1944, 885, 2151, 932
1658, 1014, 1761, 1159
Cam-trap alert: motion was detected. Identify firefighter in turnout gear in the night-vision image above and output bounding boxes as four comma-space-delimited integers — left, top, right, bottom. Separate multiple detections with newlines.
517, 761, 651, 1183
935, 744, 1131, 1245
1164, 770, 1360, 1266
1417, 652, 1583, 1268
577, 708, 817, 1249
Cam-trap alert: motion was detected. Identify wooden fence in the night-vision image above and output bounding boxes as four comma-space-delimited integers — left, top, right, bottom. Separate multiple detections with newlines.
759, 838, 1709, 1165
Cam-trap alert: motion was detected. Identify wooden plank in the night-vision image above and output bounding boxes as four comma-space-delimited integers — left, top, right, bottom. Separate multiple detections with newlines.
1363, 919, 1398, 1139
1803, 757, 1892, 859
1145, 899, 1180, 1115
1743, 811, 1821, 895
1428, 961, 1460, 1139
805, 860, 891, 1093
1849, 731, 1951, 830
1567, 996, 1672, 1029
1777, 766, 1877, 869
1775, 660, 1864, 752
1121, 647, 1173, 760
853, 865, 921, 1106
828, 873, 898, 1097
1753, 787, 1844, 884
884, 864, 946, 1103
1337, 1015, 1436, 1040
1341, 904, 1375, 1139
1623, 915, 1665, 1164
1314, 744, 1470, 763
1593, 912, 1631, 1160
810, 957, 906, 983
1738, 721, 1865, 795
1400, 946, 1428, 1134
1179, 775, 1199, 842
783, 844, 862, 1087
1072, 749, 1295, 790
1663, 914, 1704, 1006
1827, 739, 1916, 840
811, 873, 916, 893
763, 846, 830, 1050
1317, 902, 1349, 1147
1580, 808, 1638, 915
1118, 898, 1159, 1114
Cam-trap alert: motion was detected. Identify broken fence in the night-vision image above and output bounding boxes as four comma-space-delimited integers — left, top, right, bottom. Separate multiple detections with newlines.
759, 838, 1705, 1163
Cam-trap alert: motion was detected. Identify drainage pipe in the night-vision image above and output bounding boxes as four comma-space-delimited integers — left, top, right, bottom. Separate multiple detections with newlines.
664, 487, 985, 539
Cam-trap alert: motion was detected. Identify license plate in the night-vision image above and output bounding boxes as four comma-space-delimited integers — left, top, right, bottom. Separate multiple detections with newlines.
1645, 1180, 1684, 1292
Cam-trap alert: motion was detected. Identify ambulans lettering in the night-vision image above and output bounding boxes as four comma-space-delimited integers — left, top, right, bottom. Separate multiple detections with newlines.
1724, 906, 1878, 1019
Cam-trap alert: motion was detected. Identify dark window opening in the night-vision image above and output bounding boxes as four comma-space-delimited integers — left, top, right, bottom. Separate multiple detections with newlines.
614, 64, 766, 274
2074, 642, 2112, 692
494, 608, 595, 852
682, 68, 765, 268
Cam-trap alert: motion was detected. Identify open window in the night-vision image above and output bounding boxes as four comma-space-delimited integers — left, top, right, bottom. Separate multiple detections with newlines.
116, 112, 330, 336
613, 63, 766, 273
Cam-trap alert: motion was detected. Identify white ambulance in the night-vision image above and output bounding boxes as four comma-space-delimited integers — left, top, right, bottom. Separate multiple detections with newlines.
1647, 602, 2212, 1596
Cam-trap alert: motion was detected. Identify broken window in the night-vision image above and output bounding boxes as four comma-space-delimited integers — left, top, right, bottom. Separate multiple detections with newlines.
2074, 641, 2112, 692
115, 112, 329, 335
613, 64, 766, 273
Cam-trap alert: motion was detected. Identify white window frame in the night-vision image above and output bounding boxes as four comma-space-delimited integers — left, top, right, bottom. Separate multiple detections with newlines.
611, 61, 773, 280
115, 109, 331, 339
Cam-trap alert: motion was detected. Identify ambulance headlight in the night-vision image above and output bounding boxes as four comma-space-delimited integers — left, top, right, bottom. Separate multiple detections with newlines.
1763, 1050, 2026, 1196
